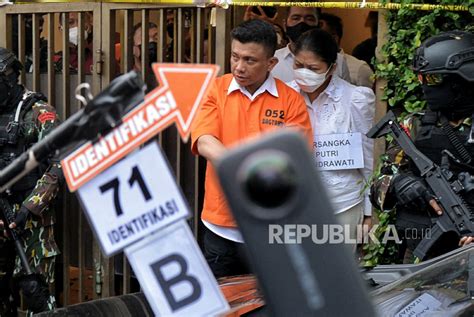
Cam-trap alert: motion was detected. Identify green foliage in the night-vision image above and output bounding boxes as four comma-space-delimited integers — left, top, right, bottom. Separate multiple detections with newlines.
375, 0, 473, 114
365, 1, 473, 266
362, 209, 400, 267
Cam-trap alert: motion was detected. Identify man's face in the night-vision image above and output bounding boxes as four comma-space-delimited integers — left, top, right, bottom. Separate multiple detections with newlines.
133, 27, 159, 58
68, 13, 79, 28
66, 12, 93, 32
166, 10, 175, 25
230, 40, 277, 94
286, 7, 318, 28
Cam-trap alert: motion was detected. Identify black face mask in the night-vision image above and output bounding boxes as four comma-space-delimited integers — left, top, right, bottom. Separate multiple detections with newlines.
137, 42, 158, 67
285, 22, 318, 43
148, 42, 158, 65
0, 81, 10, 106
422, 77, 474, 120
0, 73, 18, 108
166, 23, 174, 38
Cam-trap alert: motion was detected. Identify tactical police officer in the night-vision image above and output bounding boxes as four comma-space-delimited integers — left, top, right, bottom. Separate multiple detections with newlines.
370, 31, 474, 261
0, 47, 62, 315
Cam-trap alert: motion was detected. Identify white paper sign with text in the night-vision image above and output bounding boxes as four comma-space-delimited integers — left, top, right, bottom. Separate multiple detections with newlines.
313, 132, 364, 171
395, 293, 442, 317
125, 220, 230, 317
77, 142, 189, 256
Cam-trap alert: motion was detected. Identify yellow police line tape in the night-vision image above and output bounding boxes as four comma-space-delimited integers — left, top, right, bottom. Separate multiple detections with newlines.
13, 0, 471, 11
231, 2, 470, 11
15, 0, 196, 3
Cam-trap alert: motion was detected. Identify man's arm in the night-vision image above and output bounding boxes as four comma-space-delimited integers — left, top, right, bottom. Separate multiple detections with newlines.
283, 92, 313, 144
191, 79, 222, 157
196, 135, 226, 164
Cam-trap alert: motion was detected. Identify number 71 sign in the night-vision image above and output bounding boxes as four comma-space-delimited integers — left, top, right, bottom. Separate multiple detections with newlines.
77, 142, 189, 256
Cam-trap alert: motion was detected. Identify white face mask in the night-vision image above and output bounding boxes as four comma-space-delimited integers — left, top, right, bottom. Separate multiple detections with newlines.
68, 27, 89, 46
293, 65, 332, 93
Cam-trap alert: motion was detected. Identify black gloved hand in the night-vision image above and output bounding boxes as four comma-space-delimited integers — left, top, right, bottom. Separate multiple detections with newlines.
10, 205, 30, 231
391, 173, 433, 210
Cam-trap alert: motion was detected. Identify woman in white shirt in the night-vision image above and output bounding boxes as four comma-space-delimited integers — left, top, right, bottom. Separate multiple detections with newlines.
288, 29, 375, 251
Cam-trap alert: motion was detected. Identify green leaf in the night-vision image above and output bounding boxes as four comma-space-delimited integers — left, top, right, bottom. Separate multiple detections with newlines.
363, 253, 373, 260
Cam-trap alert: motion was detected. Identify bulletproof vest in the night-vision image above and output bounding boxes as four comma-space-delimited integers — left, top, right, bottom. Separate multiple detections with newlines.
0, 90, 46, 199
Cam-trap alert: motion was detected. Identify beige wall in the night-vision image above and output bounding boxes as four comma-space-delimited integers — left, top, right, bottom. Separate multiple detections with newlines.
237, 5, 375, 56
321, 8, 373, 55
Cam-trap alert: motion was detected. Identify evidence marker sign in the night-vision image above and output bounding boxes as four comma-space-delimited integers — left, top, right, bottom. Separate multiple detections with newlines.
125, 220, 229, 317
77, 142, 189, 256
313, 132, 364, 171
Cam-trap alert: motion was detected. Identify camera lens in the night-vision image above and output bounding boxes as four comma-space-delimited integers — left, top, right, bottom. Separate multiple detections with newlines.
239, 150, 297, 209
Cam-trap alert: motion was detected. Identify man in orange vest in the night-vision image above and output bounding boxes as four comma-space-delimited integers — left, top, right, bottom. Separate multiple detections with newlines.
191, 19, 312, 278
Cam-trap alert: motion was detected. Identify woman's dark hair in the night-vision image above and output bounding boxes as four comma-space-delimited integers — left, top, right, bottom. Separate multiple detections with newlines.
230, 19, 277, 57
294, 29, 338, 65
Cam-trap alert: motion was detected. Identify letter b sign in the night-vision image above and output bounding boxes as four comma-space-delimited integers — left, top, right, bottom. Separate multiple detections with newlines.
151, 254, 202, 311
125, 220, 229, 316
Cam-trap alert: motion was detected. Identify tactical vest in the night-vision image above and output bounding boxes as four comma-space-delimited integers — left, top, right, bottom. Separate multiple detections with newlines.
0, 90, 46, 200
414, 111, 474, 170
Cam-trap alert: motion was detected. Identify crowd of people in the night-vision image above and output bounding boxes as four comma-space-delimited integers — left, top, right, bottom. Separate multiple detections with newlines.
190, 7, 474, 279
0, 4, 473, 314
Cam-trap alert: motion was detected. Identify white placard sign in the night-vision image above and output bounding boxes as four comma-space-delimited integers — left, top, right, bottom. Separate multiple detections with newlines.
77, 142, 189, 256
313, 132, 364, 171
125, 220, 230, 317
395, 293, 442, 317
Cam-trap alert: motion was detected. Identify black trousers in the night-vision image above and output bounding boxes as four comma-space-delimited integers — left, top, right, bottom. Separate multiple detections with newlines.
202, 227, 251, 279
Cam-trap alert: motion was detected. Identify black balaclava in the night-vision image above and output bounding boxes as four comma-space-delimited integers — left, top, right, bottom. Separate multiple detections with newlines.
0, 71, 22, 109
422, 75, 474, 121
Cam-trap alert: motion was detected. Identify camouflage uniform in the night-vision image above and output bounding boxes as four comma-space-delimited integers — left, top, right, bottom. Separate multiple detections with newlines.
12, 98, 61, 276
0, 92, 61, 315
370, 111, 474, 260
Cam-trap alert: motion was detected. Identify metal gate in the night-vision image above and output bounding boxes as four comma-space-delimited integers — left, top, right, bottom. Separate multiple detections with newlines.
0, 1, 234, 308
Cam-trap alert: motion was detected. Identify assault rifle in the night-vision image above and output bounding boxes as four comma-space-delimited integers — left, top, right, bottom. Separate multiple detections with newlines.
367, 110, 474, 260
0, 194, 52, 312
0, 195, 32, 275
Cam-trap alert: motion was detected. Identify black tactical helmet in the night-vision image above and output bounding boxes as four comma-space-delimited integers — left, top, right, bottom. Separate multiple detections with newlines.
0, 47, 23, 76
413, 30, 474, 82
0, 48, 23, 108
413, 31, 474, 118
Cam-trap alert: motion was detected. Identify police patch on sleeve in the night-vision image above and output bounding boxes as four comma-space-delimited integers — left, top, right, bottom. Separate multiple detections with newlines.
38, 112, 56, 124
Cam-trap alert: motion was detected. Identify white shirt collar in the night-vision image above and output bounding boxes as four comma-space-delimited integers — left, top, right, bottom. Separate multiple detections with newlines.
227, 74, 279, 100
323, 76, 343, 102
281, 45, 294, 59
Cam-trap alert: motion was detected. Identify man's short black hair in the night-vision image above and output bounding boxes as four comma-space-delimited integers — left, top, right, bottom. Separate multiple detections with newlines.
285, 6, 320, 19
319, 13, 343, 39
131, 22, 158, 40
230, 19, 277, 57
